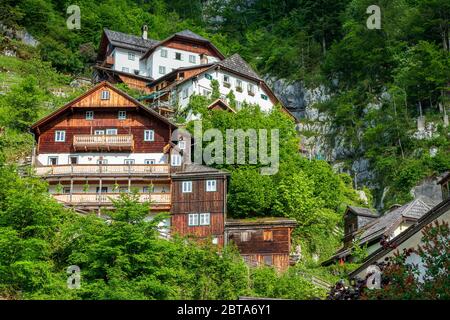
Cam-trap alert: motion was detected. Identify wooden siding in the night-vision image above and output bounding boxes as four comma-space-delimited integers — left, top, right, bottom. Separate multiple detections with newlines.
227, 227, 292, 255
72, 86, 138, 108
165, 39, 220, 59
37, 109, 170, 154
118, 74, 152, 93
242, 254, 290, 272
170, 176, 226, 244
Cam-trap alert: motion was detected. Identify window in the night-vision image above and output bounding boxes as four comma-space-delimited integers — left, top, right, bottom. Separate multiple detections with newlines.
94, 130, 105, 135
69, 156, 78, 165
171, 154, 181, 166
189, 55, 196, 63
236, 79, 242, 89
124, 159, 135, 165
263, 255, 273, 266
143, 186, 154, 193
261, 94, 268, 100
240, 231, 251, 242
178, 141, 186, 150
118, 111, 126, 120
128, 52, 135, 61
119, 186, 128, 193
263, 230, 273, 242
97, 159, 107, 165
85, 111, 94, 120
106, 128, 117, 135
48, 156, 58, 165
223, 75, 230, 84
159, 66, 166, 74
205, 74, 213, 80
160, 49, 168, 58
175, 52, 182, 60
122, 67, 129, 73
206, 180, 216, 192
63, 187, 71, 194
182, 181, 192, 193
144, 159, 156, 164
55, 130, 65, 142
199, 213, 210, 226
101, 90, 110, 100
247, 83, 255, 95
144, 129, 154, 141
182, 88, 188, 99
188, 213, 199, 226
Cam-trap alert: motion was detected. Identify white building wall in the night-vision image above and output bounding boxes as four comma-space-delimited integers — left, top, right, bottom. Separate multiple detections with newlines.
175, 69, 276, 120
146, 46, 219, 80
49, 183, 170, 194
38, 153, 167, 166
113, 48, 146, 76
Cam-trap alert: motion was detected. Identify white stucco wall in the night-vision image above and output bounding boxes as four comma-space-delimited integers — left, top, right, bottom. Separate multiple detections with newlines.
145, 46, 219, 80
113, 48, 146, 76
38, 153, 167, 166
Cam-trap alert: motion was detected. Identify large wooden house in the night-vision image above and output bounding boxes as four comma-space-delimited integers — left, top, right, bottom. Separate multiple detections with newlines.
31, 81, 228, 245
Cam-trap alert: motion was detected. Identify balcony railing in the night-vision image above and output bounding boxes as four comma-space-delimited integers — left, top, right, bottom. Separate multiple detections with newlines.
53, 193, 171, 205
73, 134, 134, 151
35, 164, 169, 176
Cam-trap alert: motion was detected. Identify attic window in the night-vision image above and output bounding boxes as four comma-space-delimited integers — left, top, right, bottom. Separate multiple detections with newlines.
101, 90, 110, 100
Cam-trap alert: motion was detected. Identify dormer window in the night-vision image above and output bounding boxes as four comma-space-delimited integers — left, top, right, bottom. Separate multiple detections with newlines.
101, 90, 110, 100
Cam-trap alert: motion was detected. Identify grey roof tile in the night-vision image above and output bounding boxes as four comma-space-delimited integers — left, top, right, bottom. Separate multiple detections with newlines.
104, 29, 159, 52
175, 30, 208, 42
217, 54, 261, 80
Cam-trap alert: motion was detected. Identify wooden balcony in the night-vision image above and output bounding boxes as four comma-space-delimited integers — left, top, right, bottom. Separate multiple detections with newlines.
73, 134, 134, 151
53, 193, 171, 208
35, 164, 169, 177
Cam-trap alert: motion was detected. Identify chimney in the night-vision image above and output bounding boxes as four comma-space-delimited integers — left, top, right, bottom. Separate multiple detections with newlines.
142, 25, 148, 40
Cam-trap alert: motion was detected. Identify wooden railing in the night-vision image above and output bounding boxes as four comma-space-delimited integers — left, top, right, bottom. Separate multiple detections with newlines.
53, 193, 171, 205
73, 134, 134, 151
35, 164, 169, 176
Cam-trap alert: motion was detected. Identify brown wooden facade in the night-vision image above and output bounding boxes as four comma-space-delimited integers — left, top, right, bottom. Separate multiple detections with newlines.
225, 219, 297, 272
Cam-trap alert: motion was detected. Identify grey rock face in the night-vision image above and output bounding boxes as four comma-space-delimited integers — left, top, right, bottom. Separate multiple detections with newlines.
411, 177, 443, 203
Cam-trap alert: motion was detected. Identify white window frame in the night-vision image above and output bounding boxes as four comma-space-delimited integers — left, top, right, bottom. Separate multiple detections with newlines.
188, 213, 199, 226
106, 128, 117, 135
189, 54, 196, 63
122, 67, 129, 73
144, 129, 155, 141
206, 180, 217, 192
223, 75, 230, 84
171, 154, 181, 166
128, 52, 135, 61
94, 130, 105, 135
199, 213, 210, 226
236, 79, 242, 88
55, 130, 65, 142
85, 111, 94, 120
178, 141, 186, 150
160, 49, 168, 58
48, 156, 58, 165
68, 155, 78, 164
100, 90, 110, 100
144, 159, 156, 165
182, 181, 192, 193
118, 111, 126, 120
248, 83, 255, 94
159, 66, 166, 74
182, 88, 188, 99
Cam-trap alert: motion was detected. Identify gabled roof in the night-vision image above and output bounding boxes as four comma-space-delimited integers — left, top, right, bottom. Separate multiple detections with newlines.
346, 206, 378, 218
31, 81, 177, 133
357, 196, 439, 245
103, 28, 158, 52
140, 29, 225, 60
348, 198, 450, 279
217, 54, 261, 81
171, 163, 229, 178
207, 99, 236, 113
